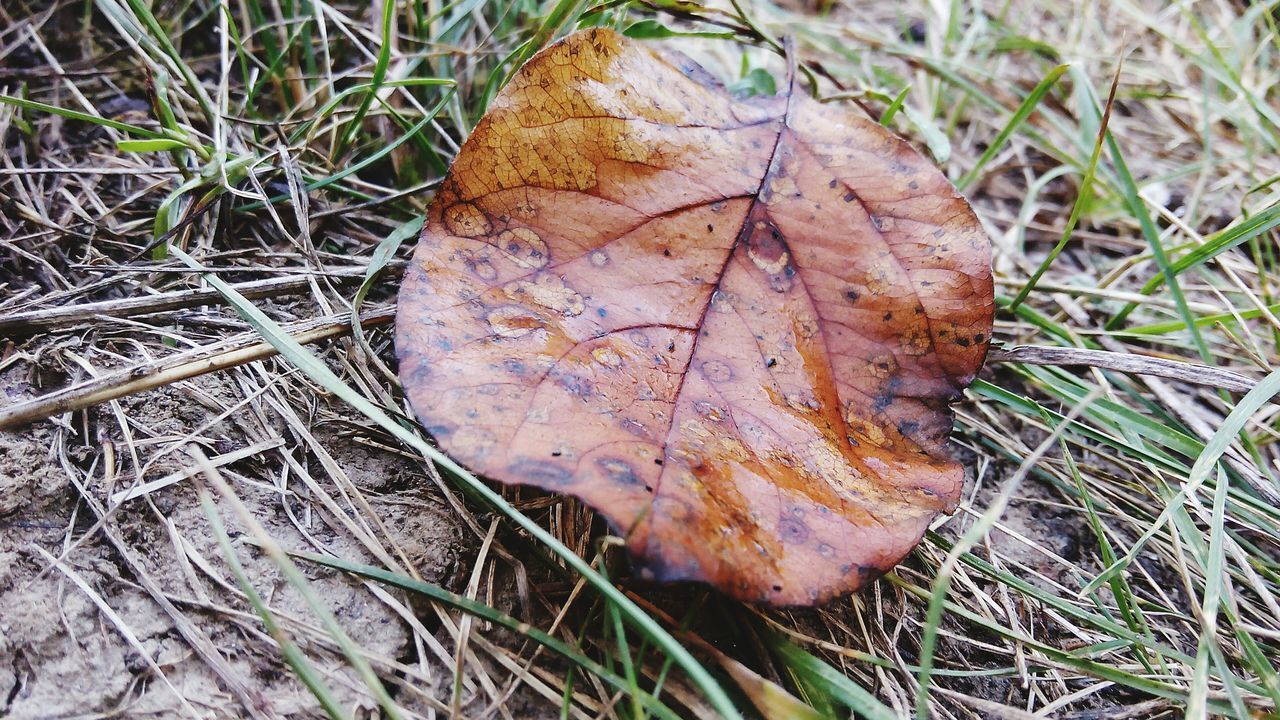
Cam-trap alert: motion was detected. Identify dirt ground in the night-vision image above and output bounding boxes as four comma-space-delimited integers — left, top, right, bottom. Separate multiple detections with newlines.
0, 361, 482, 718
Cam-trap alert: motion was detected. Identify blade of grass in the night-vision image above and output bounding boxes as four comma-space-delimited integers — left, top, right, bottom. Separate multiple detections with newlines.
197, 485, 347, 720
1119, 301, 1280, 336
0, 95, 175, 141
190, 445, 406, 719
352, 215, 423, 354
1189, 468, 1246, 718
238, 92, 453, 212
887, 573, 1239, 714
332, 0, 397, 159
109, 0, 218, 122
1009, 60, 1115, 310
763, 629, 895, 720
293, 550, 685, 720
913, 388, 1102, 719
1110, 202, 1280, 326
956, 63, 1068, 190
1082, 367, 1280, 595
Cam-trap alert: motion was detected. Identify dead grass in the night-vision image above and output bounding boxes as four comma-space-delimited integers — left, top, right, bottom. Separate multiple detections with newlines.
1, 0, 1278, 718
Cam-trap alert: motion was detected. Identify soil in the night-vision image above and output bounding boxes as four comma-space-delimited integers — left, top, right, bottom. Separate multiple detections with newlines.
0, 363, 475, 718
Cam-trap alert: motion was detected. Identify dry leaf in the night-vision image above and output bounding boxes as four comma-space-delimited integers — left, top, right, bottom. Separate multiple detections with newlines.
396, 28, 994, 605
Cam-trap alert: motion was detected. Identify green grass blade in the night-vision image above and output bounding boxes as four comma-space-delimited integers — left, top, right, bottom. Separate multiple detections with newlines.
0, 95, 166, 139
194, 449, 405, 719
294, 551, 685, 720
764, 630, 895, 720
333, 1, 397, 159
957, 63, 1068, 190
1110, 202, 1280, 325
1082, 367, 1280, 595
1009, 62, 1113, 310
199, 490, 349, 720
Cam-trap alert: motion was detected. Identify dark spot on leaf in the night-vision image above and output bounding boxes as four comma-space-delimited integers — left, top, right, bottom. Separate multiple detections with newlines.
956, 337, 970, 347
828, 179, 838, 188
662, 248, 672, 257
778, 517, 809, 545
597, 458, 641, 485
873, 394, 892, 412
596, 307, 607, 317
857, 564, 884, 583
844, 289, 860, 303
904, 20, 926, 42
766, 357, 778, 368
843, 191, 856, 202
557, 374, 593, 399
700, 360, 733, 383
883, 311, 893, 321
508, 458, 572, 486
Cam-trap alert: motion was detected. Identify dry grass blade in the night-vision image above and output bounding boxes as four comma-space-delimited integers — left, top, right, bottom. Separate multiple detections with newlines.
0, 272, 382, 334
0, 307, 393, 429
988, 345, 1259, 393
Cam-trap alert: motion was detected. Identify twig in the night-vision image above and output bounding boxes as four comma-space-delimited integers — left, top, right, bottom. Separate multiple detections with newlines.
0, 307, 393, 429
988, 345, 1259, 394
0, 273, 379, 335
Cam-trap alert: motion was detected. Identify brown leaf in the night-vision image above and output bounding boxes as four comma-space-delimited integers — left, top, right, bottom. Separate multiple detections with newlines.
396, 28, 994, 605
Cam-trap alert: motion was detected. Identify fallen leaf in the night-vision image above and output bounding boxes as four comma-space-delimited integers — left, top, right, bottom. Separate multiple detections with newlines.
396, 28, 994, 605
